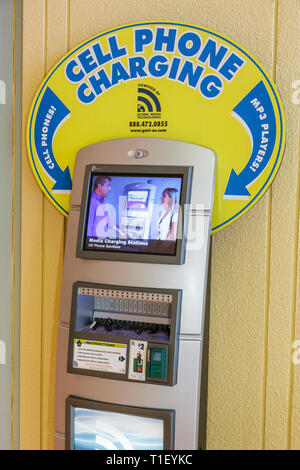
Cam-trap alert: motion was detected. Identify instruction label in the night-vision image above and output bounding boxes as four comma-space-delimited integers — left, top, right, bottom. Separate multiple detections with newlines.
73, 339, 127, 374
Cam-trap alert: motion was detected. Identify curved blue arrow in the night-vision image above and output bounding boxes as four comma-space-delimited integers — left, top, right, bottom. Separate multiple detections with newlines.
224, 81, 276, 199
34, 87, 72, 192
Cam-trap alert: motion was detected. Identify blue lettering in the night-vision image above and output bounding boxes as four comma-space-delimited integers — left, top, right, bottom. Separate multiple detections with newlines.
65, 59, 84, 82
111, 61, 130, 85
135, 28, 153, 53
198, 39, 228, 69
168, 57, 181, 80
89, 69, 111, 96
128, 56, 147, 78
154, 27, 176, 52
177, 31, 201, 57
108, 35, 127, 59
200, 74, 223, 98
148, 55, 169, 77
92, 42, 112, 66
219, 53, 245, 80
77, 83, 95, 104
77, 48, 98, 74
177, 61, 204, 88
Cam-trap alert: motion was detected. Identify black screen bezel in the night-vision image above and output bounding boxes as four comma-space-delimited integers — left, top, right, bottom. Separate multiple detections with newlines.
65, 395, 175, 450
76, 164, 193, 265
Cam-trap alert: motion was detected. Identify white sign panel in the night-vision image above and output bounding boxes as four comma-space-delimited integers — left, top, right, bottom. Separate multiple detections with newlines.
73, 339, 127, 374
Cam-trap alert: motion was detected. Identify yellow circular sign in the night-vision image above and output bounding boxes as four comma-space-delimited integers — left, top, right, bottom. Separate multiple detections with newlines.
27, 22, 286, 232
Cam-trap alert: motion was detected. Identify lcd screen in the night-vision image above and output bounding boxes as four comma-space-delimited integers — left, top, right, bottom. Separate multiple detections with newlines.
72, 407, 164, 450
83, 173, 183, 256
126, 190, 149, 209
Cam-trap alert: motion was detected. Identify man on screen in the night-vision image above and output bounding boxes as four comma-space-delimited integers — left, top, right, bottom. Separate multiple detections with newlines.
86, 176, 126, 239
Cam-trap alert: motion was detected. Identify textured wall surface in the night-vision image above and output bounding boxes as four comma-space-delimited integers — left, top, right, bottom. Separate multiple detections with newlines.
21, 0, 300, 449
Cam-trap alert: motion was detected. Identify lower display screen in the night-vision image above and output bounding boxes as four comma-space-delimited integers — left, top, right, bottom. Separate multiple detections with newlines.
73, 407, 164, 450
66, 396, 175, 450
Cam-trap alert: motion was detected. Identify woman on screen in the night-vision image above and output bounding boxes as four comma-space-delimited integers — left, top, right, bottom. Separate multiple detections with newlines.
156, 188, 179, 241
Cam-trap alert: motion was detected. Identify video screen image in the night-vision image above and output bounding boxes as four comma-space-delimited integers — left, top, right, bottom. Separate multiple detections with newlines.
83, 174, 183, 255
72, 407, 164, 450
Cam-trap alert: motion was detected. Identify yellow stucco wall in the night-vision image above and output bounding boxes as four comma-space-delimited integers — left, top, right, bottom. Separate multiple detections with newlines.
20, 0, 300, 449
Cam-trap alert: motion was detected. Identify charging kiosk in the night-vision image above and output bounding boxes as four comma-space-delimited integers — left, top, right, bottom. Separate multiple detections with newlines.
54, 137, 215, 450
24, 18, 285, 451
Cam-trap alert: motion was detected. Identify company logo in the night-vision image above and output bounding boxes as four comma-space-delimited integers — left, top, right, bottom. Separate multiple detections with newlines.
137, 84, 161, 119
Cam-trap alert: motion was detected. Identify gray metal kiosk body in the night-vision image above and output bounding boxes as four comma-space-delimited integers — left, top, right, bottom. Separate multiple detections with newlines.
54, 137, 215, 450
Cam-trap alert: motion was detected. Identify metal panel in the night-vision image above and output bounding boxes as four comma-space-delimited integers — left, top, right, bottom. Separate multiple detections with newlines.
61, 210, 211, 336
71, 138, 215, 210
55, 325, 203, 450
55, 138, 215, 449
